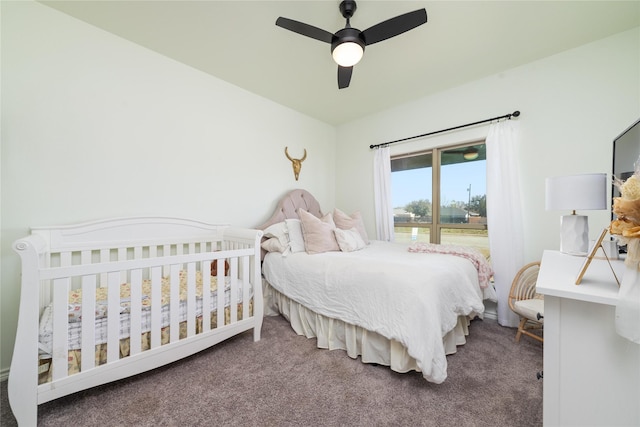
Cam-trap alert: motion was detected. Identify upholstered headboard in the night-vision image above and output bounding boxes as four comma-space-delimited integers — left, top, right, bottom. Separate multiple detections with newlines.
257, 189, 323, 230
256, 189, 323, 259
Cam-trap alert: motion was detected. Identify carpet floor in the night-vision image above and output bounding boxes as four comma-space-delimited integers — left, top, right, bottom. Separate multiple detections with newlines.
1, 314, 543, 426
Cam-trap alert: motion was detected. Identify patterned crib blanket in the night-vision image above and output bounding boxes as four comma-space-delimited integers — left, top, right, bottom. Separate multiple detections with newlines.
38, 270, 249, 357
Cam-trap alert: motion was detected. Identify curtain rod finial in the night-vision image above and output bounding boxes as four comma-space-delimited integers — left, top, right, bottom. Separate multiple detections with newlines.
511, 110, 521, 118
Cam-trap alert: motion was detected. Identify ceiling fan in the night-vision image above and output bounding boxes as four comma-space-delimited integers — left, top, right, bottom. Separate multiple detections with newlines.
275, 0, 428, 89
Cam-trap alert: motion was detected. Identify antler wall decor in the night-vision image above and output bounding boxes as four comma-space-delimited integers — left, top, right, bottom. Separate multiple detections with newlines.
285, 147, 307, 181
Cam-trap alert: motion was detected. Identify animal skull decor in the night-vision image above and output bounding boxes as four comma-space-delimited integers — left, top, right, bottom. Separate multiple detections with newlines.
285, 147, 307, 181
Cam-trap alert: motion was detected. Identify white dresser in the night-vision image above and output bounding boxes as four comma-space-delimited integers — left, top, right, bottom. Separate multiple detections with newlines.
537, 250, 640, 426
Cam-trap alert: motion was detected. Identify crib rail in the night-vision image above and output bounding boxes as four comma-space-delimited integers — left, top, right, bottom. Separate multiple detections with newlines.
9, 218, 262, 426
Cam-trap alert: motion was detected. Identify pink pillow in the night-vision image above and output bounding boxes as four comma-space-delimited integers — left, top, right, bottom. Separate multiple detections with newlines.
298, 209, 340, 254
333, 208, 369, 244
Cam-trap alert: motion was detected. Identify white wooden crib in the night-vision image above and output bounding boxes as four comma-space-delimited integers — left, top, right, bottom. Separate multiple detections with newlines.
9, 217, 263, 426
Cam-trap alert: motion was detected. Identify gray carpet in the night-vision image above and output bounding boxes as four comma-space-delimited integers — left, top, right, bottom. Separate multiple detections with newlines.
1, 314, 543, 426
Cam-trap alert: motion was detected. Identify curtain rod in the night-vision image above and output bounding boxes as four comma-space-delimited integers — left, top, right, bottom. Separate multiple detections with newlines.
369, 110, 520, 150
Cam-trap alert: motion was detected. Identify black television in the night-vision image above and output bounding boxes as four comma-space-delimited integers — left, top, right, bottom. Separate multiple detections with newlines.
612, 118, 640, 253
613, 118, 640, 199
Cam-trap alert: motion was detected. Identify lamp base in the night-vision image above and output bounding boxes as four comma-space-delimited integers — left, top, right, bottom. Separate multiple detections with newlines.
560, 214, 589, 255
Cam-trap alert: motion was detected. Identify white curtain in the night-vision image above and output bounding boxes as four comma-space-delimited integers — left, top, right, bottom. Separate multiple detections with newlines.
373, 146, 395, 241
486, 119, 524, 327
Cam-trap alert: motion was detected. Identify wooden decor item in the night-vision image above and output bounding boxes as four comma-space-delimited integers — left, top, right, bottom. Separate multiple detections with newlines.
575, 228, 620, 286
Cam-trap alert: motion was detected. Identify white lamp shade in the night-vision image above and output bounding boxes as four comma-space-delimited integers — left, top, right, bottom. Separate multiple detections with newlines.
332, 42, 364, 67
545, 173, 607, 212
545, 173, 607, 255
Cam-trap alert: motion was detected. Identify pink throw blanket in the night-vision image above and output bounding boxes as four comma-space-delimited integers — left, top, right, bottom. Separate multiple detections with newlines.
408, 242, 493, 289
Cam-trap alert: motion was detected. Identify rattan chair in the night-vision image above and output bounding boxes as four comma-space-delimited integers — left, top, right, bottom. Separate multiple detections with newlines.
508, 261, 544, 343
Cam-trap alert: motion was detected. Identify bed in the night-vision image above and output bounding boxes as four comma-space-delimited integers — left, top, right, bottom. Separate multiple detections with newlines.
258, 189, 496, 384
9, 217, 263, 426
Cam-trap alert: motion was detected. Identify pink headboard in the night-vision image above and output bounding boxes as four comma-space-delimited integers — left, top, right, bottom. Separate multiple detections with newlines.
256, 189, 323, 259
256, 189, 323, 230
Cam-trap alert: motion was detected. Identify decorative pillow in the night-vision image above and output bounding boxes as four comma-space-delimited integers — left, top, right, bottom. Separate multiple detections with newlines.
333, 208, 370, 244
285, 218, 306, 253
334, 227, 367, 252
263, 222, 289, 248
298, 209, 340, 254
261, 237, 287, 253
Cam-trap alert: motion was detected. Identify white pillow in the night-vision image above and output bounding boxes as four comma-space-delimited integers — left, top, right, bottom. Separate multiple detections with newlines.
261, 237, 286, 253
334, 227, 367, 252
285, 218, 306, 253
263, 222, 289, 248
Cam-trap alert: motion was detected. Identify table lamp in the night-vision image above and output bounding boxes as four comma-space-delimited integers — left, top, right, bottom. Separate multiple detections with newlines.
545, 173, 607, 255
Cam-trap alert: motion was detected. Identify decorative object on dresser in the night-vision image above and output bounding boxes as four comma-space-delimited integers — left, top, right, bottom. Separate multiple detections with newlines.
545, 172, 607, 255
284, 147, 306, 181
609, 164, 640, 344
575, 227, 620, 286
257, 189, 497, 384
8, 217, 263, 426
508, 261, 543, 343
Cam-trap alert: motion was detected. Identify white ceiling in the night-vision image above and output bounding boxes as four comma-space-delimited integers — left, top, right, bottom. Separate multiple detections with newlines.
41, 0, 640, 126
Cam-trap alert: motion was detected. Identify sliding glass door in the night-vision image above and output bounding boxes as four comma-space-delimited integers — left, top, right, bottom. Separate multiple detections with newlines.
391, 142, 489, 258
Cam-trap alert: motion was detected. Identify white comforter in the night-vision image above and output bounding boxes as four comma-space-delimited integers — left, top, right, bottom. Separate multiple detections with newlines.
262, 240, 489, 383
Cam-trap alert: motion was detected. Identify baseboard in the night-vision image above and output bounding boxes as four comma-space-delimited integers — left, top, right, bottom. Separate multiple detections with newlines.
483, 310, 498, 321
0, 367, 9, 382
483, 299, 498, 320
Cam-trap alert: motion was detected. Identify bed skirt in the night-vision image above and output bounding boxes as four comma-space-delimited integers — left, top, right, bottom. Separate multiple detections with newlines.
263, 280, 471, 375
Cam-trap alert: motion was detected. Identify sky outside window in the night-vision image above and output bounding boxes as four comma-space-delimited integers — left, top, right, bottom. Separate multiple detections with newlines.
392, 160, 486, 208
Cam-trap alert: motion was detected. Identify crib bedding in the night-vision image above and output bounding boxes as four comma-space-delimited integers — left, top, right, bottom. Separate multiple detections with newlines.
37, 269, 253, 384
262, 240, 488, 384
38, 270, 249, 357
38, 301, 252, 385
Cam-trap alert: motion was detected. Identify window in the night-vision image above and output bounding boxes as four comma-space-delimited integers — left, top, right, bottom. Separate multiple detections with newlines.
391, 142, 489, 258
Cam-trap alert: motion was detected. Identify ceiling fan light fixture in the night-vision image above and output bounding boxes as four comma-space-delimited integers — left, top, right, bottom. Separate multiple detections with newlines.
463, 148, 479, 160
332, 41, 364, 66
276, 1, 427, 88
331, 27, 365, 67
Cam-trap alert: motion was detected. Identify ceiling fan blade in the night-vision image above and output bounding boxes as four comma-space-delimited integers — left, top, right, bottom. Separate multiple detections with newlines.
361, 9, 427, 46
275, 17, 333, 44
337, 66, 353, 89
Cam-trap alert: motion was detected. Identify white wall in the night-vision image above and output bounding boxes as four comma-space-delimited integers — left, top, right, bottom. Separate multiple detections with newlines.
0, 1, 336, 374
335, 27, 640, 264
